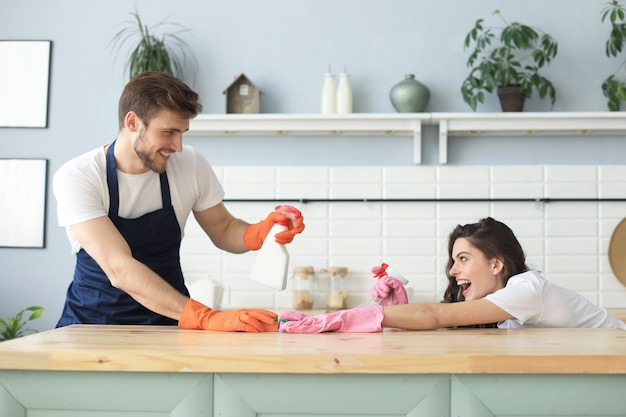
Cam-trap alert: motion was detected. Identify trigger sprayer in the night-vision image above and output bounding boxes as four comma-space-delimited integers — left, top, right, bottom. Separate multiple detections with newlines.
361, 262, 409, 306
249, 205, 301, 291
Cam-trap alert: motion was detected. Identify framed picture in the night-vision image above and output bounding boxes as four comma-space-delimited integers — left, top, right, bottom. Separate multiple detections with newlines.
0, 159, 48, 248
0, 40, 52, 128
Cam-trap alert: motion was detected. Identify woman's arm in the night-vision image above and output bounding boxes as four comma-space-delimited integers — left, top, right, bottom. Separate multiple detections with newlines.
382, 299, 515, 330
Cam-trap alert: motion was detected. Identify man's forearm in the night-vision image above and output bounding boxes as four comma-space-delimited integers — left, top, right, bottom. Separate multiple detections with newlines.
109, 259, 190, 320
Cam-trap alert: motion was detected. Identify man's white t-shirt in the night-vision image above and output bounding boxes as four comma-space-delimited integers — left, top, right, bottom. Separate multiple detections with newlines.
53, 145, 224, 254
484, 270, 626, 329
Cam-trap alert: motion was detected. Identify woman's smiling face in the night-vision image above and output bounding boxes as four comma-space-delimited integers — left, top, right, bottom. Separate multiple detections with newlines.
448, 237, 504, 301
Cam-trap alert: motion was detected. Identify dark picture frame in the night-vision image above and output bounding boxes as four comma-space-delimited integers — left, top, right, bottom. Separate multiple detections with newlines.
0, 159, 48, 248
0, 40, 52, 128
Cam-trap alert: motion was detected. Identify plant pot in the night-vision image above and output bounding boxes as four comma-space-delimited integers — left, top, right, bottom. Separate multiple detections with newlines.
497, 85, 526, 112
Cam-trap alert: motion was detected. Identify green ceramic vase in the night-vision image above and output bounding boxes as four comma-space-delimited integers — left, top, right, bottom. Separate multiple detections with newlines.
389, 74, 430, 113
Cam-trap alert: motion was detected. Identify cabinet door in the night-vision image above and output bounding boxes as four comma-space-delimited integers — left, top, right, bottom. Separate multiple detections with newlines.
215, 374, 449, 417
0, 370, 213, 416
451, 375, 626, 417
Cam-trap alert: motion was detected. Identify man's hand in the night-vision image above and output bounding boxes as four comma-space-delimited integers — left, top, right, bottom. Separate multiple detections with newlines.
243, 206, 304, 250
178, 299, 279, 332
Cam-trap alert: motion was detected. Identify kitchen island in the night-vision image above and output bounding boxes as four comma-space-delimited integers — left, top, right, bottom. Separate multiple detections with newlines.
1, 325, 625, 416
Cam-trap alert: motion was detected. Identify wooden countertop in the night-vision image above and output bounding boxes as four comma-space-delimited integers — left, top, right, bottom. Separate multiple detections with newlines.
1, 325, 625, 374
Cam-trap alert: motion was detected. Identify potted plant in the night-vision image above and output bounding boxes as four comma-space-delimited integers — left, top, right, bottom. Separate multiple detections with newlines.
601, 0, 626, 111
461, 9, 559, 112
110, 7, 196, 81
0, 306, 44, 341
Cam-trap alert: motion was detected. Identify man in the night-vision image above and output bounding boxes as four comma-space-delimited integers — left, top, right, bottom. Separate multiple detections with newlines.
53, 71, 304, 332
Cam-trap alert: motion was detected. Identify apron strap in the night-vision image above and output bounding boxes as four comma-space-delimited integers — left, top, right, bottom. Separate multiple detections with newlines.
105, 141, 120, 217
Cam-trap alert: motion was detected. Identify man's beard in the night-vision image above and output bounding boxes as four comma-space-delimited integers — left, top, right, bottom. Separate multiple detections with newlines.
133, 130, 165, 174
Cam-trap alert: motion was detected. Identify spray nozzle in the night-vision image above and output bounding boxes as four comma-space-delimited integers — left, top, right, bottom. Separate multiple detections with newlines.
372, 262, 409, 285
274, 205, 301, 226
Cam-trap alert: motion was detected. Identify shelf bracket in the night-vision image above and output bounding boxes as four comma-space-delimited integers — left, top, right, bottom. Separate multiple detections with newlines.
439, 119, 448, 164
413, 124, 422, 164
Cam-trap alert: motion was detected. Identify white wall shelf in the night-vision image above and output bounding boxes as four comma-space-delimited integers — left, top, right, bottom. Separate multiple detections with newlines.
188, 112, 626, 164
432, 112, 626, 164
188, 113, 428, 164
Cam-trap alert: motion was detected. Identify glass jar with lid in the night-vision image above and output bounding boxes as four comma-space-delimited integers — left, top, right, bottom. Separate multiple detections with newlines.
292, 266, 315, 310
326, 266, 348, 310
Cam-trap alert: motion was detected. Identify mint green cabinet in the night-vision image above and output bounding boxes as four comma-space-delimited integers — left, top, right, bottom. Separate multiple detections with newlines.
214, 374, 449, 416
2, 371, 626, 416
451, 375, 626, 417
0, 370, 213, 416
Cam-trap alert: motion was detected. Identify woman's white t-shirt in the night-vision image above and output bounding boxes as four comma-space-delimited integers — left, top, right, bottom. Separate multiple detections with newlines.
484, 270, 626, 329
53, 145, 224, 254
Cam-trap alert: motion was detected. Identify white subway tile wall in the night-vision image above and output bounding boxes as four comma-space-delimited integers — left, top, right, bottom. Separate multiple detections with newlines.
180, 165, 626, 311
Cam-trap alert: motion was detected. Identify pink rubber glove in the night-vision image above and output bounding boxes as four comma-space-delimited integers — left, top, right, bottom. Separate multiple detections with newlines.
278, 306, 384, 333
369, 264, 409, 306
369, 275, 409, 306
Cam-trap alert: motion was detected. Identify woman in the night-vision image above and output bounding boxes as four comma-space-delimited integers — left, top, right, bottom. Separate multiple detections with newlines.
279, 217, 626, 332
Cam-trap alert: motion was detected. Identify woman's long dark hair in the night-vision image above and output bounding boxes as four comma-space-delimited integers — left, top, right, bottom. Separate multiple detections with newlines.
442, 217, 529, 327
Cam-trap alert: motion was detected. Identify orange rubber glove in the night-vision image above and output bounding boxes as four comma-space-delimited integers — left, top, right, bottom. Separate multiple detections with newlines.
178, 298, 279, 332
243, 206, 305, 250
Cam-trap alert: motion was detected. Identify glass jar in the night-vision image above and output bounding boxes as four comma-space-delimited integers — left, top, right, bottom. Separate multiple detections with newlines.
292, 266, 315, 310
326, 267, 348, 310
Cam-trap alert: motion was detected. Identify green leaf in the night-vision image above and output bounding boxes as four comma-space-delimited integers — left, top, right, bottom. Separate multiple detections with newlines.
0, 306, 44, 341
462, 9, 558, 109
109, 6, 197, 80
601, 2, 626, 111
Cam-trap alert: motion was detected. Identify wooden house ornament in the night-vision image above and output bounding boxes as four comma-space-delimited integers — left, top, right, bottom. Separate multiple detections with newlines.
223, 73, 261, 114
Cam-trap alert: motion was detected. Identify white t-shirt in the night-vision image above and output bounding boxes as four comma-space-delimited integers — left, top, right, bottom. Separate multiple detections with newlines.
484, 270, 626, 329
53, 145, 224, 254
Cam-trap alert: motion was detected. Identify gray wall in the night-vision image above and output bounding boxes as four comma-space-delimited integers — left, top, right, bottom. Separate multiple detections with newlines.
1, 0, 624, 331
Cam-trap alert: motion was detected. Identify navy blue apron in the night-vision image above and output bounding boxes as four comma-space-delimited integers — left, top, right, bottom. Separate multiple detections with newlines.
57, 141, 189, 327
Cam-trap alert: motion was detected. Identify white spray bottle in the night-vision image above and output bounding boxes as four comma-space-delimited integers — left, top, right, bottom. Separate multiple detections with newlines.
249, 205, 301, 290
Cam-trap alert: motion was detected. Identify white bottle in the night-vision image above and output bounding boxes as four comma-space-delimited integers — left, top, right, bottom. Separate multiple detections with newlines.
321, 70, 336, 114
249, 205, 301, 291
250, 222, 290, 290
336, 71, 352, 114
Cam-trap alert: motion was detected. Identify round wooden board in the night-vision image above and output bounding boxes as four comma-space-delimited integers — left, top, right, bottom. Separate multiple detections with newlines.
608, 217, 626, 288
